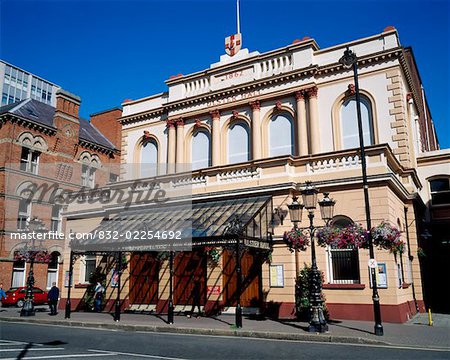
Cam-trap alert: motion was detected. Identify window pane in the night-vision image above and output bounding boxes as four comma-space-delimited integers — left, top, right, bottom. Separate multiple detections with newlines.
331, 248, 360, 283
430, 179, 450, 192
85, 258, 96, 283
341, 98, 373, 149
192, 131, 211, 170
46, 270, 57, 289
12, 271, 25, 287
228, 122, 250, 164
270, 114, 293, 156
141, 140, 158, 177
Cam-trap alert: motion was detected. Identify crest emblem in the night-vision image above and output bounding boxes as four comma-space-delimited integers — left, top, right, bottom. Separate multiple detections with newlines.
225, 33, 242, 56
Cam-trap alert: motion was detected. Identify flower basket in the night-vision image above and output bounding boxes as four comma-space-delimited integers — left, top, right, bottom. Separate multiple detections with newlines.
371, 221, 404, 253
283, 228, 309, 252
205, 246, 221, 266
317, 224, 368, 249
14, 250, 51, 263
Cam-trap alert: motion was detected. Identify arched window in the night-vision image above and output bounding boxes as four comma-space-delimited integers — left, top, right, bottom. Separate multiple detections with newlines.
341, 96, 374, 149
228, 122, 250, 164
328, 215, 360, 284
140, 139, 158, 178
269, 114, 294, 156
192, 130, 211, 170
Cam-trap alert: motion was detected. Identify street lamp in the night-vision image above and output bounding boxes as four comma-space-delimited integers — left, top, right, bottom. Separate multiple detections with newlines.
339, 47, 384, 336
288, 181, 335, 333
16, 217, 48, 317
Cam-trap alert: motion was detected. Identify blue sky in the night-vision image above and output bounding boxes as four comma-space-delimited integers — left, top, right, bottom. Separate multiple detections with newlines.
1, 0, 449, 148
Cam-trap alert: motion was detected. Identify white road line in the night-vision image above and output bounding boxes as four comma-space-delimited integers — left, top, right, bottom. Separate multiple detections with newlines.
89, 349, 188, 360
0, 347, 65, 352
1, 352, 115, 360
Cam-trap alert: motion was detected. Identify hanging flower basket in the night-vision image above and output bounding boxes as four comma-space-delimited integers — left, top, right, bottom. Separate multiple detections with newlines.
283, 228, 309, 252
371, 221, 404, 253
317, 224, 368, 249
14, 250, 51, 263
205, 246, 221, 266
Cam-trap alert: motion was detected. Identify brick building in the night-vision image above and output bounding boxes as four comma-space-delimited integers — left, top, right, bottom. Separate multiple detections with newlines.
0, 89, 121, 296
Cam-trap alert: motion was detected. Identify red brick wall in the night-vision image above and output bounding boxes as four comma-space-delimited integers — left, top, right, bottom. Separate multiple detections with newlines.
90, 108, 122, 149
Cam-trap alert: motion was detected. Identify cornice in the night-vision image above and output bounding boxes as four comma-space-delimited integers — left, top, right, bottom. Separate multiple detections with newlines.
0, 113, 57, 135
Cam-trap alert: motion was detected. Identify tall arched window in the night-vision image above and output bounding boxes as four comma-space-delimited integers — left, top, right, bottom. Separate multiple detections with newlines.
228, 122, 250, 164
141, 139, 158, 178
192, 130, 211, 170
269, 114, 294, 156
341, 96, 374, 149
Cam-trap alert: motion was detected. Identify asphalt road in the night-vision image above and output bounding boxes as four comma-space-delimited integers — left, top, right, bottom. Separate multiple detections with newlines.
0, 321, 448, 360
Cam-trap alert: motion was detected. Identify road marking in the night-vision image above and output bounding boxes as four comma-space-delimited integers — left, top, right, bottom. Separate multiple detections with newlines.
89, 349, 187, 359
1, 352, 114, 360
0, 347, 65, 352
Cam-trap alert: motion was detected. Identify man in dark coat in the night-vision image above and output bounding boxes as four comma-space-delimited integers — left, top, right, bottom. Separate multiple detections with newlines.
47, 282, 59, 315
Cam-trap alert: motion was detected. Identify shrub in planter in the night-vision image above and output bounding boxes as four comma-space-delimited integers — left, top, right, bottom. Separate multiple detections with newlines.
295, 264, 329, 321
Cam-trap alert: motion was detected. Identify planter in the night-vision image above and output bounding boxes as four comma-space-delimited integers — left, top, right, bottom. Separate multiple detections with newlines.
283, 227, 309, 252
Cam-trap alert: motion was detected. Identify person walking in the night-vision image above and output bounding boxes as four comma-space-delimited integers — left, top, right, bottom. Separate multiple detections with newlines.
94, 281, 104, 312
47, 282, 59, 315
0, 283, 7, 303
188, 280, 202, 318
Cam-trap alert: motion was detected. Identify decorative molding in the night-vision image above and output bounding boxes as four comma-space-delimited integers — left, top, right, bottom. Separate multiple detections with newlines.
175, 118, 184, 127
250, 101, 260, 110
306, 86, 318, 98
346, 84, 356, 96
166, 119, 175, 128
275, 101, 283, 111
232, 110, 239, 119
294, 90, 306, 101
210, 109, 220, 119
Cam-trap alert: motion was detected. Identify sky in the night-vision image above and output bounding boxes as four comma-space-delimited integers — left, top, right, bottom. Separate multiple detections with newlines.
1, 0, 449, 148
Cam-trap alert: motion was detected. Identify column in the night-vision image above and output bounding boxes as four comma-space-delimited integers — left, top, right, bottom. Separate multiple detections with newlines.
295, 91, 308, 156
166, 120, 176, 173
210, 110, 221, 166
250, 101, 261, 160
176, 118, 184, 172
307, 86, 320, 154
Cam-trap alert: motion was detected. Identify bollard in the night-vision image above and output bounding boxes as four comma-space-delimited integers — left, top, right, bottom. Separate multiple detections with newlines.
428, 308, 433, 326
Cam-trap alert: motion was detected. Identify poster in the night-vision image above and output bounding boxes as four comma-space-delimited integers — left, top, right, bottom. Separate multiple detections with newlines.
64, 271, 73, 288
369, 263, 387, 289
111, 269, 119, 288
269, 264, 284, 288
207, 285, 221, 296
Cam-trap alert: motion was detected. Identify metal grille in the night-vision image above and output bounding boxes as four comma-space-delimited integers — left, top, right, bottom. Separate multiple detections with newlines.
330, 248, 360, 284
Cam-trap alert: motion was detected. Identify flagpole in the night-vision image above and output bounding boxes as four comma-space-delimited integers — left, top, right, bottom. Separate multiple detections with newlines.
236, 0, 241, 34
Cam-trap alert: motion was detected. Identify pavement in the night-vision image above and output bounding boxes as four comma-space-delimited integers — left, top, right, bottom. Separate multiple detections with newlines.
0, 305, 449, 350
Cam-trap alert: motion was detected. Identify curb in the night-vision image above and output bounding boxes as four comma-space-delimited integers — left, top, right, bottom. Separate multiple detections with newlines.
0, 316, 388, 346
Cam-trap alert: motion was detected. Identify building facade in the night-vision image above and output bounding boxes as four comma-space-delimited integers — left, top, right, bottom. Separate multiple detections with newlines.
62, 27, 441, 322
0, 60, 60, 107
0, 90, 121, 294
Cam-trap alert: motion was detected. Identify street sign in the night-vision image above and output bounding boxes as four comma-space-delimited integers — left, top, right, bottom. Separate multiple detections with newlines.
368, 258, 378, 269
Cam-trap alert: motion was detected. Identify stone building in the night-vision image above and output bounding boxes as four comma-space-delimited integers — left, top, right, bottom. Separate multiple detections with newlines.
62, 27, 442, 322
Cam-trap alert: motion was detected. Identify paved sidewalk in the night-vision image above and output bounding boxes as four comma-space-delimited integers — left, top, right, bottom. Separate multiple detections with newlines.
1, 306, 449, 350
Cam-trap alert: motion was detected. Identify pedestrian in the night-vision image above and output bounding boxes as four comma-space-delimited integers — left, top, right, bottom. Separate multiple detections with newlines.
47, 282, 59, 315
0, 283, 7, 303
188, 280, 202, 318
94, 281, 104, 312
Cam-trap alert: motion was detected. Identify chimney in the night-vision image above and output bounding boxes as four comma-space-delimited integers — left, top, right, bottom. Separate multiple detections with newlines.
90, 107, 123, 149
55, 89, 81, 120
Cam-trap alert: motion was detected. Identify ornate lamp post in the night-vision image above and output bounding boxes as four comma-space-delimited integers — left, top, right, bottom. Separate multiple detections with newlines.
288, 182, 335, 333
339, 47, 384, 336
15, 217, 49, 317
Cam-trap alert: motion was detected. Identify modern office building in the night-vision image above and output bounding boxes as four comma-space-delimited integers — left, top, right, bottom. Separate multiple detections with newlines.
0, 60, 60, 106
61, 27, 443, 323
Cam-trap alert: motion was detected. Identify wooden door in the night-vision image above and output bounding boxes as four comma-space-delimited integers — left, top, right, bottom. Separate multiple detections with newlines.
174, 251, 206, 305
223, 250, 262, 307
129, 252, 159, 304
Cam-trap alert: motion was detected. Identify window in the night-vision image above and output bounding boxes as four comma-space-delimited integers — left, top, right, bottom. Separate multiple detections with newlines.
228, 122, 250, 164
2, 93, 7, 105
430, 178, 450, 205
192, 130, 211, 170
83, 256, 96, 283
109, 173, 119, 183
140, 138, 158, 178
341, 96, 374, 149
50, 205, 62, 232
17, 198, 31, 230
269, 114, 294, 156
12, 260, 26, 287
20, 147, 40, 174
46, 252, 60, 289
327, 216, 360, 284
81, 164, 96, 188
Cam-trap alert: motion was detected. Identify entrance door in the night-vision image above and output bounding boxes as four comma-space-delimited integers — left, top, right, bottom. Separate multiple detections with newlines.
223, 250, 262, 307
129, 252, 159, 304
174, 251, 206, 305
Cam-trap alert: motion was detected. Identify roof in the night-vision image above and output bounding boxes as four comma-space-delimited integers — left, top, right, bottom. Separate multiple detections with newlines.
71, 195, 273, 252
0, 99, 115, 151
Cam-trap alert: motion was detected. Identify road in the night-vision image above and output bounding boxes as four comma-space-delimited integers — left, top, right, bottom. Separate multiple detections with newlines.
0, 321, 448, 359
